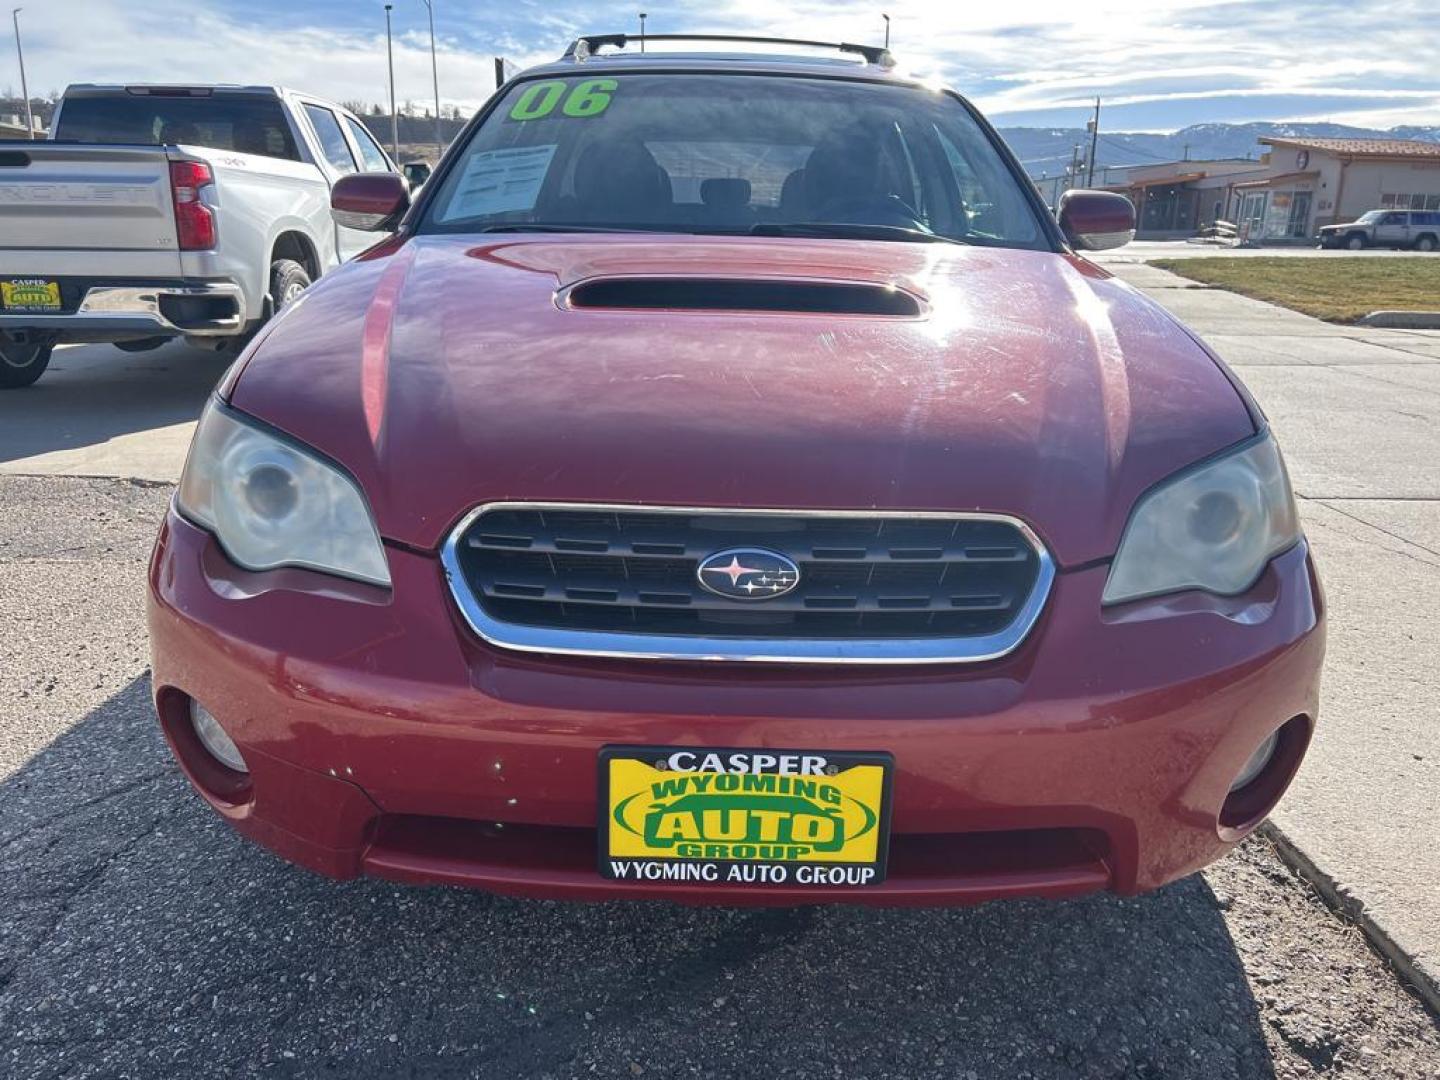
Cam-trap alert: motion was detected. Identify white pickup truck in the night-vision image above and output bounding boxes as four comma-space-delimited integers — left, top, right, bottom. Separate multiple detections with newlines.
0, 84, 403, 388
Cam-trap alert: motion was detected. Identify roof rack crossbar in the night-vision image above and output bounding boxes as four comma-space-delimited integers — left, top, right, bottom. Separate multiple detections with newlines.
563, 33, 894, 67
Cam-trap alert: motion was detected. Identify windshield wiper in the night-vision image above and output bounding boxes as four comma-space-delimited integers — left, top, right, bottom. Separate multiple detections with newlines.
476, 223, 665, 234
748, 222, 968, 245
470, 222, 970, 244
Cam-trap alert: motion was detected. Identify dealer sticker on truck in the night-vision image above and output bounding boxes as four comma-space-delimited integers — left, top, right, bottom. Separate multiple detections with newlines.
1, 278, 62, 312
599, 746, 893, 887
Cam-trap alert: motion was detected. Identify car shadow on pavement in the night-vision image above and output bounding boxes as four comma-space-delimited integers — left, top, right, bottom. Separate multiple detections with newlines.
0, 342, 230, 471
0, 676, 1277, 1080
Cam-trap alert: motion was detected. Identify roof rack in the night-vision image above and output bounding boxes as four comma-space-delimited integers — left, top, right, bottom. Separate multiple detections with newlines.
562, 33, 895, 68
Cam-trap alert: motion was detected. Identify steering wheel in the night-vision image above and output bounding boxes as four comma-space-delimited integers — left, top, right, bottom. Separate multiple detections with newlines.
812, 194, 928, 231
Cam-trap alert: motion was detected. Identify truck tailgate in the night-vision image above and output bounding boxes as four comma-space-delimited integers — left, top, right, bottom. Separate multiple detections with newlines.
0, 143, 184, 277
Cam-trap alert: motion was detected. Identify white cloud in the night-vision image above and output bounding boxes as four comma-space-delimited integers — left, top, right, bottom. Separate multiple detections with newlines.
6, 0, 512, 114
5, 0, 1437, 131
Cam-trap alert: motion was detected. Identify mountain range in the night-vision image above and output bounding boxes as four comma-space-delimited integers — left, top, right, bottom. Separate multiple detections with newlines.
7, 95, 1438, 185
997, 122, 1440, 180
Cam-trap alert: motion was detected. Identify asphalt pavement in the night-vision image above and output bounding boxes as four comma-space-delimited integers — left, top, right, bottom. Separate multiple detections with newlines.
2, 289, 1440, 1077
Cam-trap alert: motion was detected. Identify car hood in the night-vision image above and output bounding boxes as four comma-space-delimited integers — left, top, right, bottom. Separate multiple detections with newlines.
229, 234, 1254, 566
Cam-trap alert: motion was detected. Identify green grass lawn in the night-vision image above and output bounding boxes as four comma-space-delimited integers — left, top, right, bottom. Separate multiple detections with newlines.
1150, 257, 1440, 323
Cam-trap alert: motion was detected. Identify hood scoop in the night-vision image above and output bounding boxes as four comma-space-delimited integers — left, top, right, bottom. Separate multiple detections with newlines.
564, 277, 923, 318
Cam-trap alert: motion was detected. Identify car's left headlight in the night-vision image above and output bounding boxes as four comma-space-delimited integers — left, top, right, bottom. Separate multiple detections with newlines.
176, 398, 391, 587
1102, 433, 1300, 605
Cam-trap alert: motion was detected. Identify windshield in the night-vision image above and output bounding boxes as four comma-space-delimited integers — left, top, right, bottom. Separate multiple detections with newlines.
421, 73, 1047, 249
1357, 210, 1384, 224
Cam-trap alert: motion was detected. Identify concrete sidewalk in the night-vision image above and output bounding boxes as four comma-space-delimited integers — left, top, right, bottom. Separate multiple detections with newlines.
1097, 255, 1440, 1008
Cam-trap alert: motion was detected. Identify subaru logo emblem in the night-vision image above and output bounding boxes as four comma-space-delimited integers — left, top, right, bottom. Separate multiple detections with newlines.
697, 548, 801, 601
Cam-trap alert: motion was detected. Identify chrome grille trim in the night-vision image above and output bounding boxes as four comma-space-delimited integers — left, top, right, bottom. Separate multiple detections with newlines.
440, 502, 1056, 664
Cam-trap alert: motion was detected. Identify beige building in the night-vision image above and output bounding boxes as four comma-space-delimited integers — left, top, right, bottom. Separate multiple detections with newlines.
1227, 137, 1440, 242
1099, 159, 1267, 238
0, 115, 43, 139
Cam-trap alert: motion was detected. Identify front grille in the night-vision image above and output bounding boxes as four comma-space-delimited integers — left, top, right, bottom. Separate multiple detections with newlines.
442, 504, 1054, 663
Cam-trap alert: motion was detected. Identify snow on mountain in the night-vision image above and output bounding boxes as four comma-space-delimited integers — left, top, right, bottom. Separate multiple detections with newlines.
1000, 122, 1440, 179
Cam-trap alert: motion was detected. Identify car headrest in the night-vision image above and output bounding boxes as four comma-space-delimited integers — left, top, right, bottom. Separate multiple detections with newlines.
231, 122, 269, 156
160, 121, 200, 145
700, 178, 751, 210
779, 169, 807, 217
573, 139, 672, 220
802, 126, 883, 214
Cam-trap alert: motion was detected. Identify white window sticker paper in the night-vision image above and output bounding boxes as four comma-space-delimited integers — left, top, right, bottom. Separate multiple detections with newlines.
440, 144, 557, 220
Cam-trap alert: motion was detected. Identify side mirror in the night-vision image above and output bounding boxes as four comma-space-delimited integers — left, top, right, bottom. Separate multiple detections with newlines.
331, 173, 410, 232
1057, 190, 1135, 251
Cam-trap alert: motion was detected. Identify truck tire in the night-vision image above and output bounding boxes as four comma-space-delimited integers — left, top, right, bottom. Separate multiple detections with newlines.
1345, 233, 1367, 250
269, 259, 312, 314
1414, 234, 1438, 253
0, 339, 53, 389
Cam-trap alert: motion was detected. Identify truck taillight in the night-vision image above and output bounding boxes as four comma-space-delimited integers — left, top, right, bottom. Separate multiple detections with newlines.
170, 160, 216, 251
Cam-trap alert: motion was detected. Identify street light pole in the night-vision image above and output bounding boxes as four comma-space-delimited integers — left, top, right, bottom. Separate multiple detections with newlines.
419, 0, 441, 156
638, 12, 646, 53
1086, 96, 1100, 187
384, 4, 399, 160
882, 13, 890, 50
11, 7, 34, 140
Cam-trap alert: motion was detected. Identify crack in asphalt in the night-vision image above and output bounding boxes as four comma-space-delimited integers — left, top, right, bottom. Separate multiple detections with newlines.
0, 806, 179, 996
0, 771, 172, 851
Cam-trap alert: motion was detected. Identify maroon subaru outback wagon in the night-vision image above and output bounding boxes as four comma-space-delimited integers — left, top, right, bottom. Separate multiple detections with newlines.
148, 34, 1323, 905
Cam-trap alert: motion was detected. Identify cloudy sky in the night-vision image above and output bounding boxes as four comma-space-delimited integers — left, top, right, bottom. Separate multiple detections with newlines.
5, 0, 1437, 132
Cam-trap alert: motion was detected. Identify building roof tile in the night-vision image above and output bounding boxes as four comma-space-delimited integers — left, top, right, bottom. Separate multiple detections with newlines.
1261, 137, 1440, 158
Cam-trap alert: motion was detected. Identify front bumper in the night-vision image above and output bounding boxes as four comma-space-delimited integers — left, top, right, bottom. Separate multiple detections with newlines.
147, 508, 1324, 906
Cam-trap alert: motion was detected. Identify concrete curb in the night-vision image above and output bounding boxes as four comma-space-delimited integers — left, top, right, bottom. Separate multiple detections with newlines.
1358, 310, 1440, 329
1261, 819, 1440, 1016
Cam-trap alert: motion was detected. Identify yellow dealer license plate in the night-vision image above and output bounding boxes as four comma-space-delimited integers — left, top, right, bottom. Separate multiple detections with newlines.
600, 746, 893, 888
1, 278, 62, 312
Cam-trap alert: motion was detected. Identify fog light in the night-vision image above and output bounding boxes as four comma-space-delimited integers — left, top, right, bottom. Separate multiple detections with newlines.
191, 701, 248, 773
1229, 730, 1278, 793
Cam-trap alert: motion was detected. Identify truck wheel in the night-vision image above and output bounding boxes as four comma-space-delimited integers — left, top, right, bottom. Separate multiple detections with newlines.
1345, 234, 1366, 250
269, 259, 312, 314
0, 339, 53, 389
1414, 234, 1438, 253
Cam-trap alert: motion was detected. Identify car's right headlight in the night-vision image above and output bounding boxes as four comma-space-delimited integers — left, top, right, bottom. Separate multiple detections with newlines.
1102, 433, 1300, 605
176, 398, 391, 587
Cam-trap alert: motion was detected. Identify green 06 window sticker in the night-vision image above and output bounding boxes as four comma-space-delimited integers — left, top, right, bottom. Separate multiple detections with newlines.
509, 79, 618, 121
